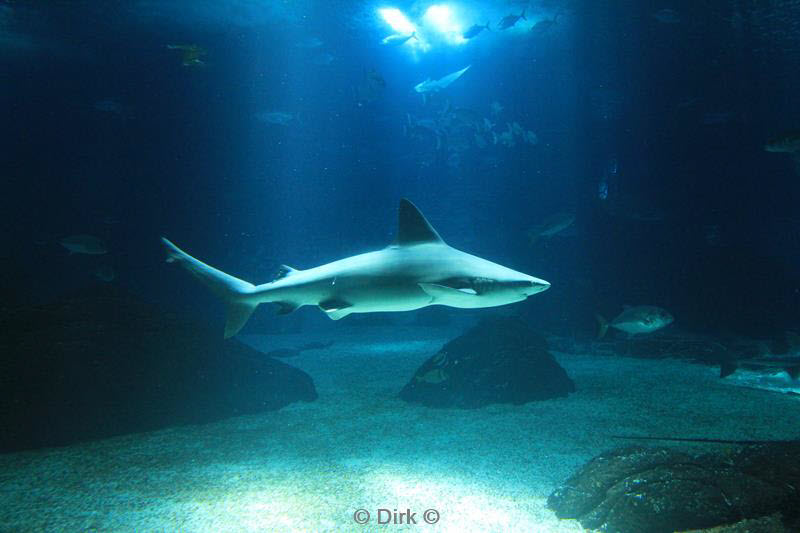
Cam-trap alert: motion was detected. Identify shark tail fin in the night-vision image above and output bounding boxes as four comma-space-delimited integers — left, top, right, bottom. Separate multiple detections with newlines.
521, 9, 527, 20
595, 314, 609, 339
161, 237, 257, 338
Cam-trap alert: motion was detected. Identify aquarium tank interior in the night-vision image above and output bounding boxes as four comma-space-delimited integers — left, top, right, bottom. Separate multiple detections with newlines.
3, 0, 800, 531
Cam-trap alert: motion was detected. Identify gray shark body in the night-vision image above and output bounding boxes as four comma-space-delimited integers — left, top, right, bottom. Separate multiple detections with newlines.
162, 199, 550, 338
414, 65, 471, 94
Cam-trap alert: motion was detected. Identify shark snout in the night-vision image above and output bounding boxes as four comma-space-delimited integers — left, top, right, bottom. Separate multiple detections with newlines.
527, 277, 551, 294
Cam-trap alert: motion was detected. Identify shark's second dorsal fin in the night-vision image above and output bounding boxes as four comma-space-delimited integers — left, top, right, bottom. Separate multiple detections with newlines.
396, 199, 444, 245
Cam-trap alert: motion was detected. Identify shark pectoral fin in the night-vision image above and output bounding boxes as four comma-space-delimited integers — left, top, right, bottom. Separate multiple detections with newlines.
225, 301, 257, 339
418, 283, 478, 303
318, 298, 353, 320
275, 301, 300, 315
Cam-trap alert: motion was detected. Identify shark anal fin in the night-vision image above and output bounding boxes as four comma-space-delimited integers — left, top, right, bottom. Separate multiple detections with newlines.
318, 298, 353, 320
275, 302, 300, 315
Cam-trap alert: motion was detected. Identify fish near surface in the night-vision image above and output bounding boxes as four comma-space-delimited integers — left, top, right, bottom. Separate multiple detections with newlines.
596, 306, 674, 337
60, 234, 107, 255
162, 199, 550, 338
382, 32, 416, 46
463, 22, 490, 39
764, 131, 800, 153
528, 212, 575, 244
414, 65, 471, 94
498, 9, 526, 30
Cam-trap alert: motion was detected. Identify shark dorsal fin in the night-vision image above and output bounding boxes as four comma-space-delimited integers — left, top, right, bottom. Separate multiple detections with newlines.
274, 264, 298, 281
395, 199, 444, 245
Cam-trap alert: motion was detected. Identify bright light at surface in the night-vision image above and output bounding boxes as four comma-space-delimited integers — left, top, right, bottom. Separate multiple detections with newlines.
378, 7, 415, 34
424, 5, 454, 30
423, 4, 465, 45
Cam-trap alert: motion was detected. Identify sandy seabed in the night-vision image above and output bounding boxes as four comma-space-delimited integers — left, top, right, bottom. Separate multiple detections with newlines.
1, 325, 797, 532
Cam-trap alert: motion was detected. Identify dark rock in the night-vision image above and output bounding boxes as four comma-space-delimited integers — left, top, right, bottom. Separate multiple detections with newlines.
0, 285, 317, 453
548, 443, 800, 533
399, 317, 575, 408
684, 513, 789, 532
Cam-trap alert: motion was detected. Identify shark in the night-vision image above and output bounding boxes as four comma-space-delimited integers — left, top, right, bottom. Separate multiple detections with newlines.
414, 65, 471, 95
162, 199, 550, 338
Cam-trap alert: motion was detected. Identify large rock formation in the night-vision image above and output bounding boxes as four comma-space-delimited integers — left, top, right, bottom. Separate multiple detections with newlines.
400, 316, 575, 408
548, 442, 800, 532
0, 285, 317, 453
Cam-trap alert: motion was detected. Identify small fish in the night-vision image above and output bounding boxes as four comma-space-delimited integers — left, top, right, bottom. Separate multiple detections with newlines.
60, 234, 108, 255
294, 36, 323, 49
652, 8, 680, 24
415, 368, 449, 384
311, 52, 334, 66
531, 13, 559, 35
463, 22, 490, 39
490, 101, 504, 115
355, 68, 386, 107
255, 111, 295, 125
596, 306, 674, 337
701, 111, 735, 125
495, 129, 515, 147
93, 98, 122, 114
264, 340, 334, 358
527, 212, 575, 244
381, 32, 416, 46
720, 357, 800, 379
166, 44, 206, 67
299, 340, 334, 350
764, 131, 800, 153
414, 65, 471, 94
94, 265, 116, 282
264, 348, 302, 358
498, 9, 526, 30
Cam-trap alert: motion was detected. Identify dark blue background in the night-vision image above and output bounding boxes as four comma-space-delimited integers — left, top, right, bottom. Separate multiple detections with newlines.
3, 0, 798, 338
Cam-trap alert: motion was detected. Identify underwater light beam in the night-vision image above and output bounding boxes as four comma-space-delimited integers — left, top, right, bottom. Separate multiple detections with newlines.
378, 7, 415, 34
423, 4, 465, 44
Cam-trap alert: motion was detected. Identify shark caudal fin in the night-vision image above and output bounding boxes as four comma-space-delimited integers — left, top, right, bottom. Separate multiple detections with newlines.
161, 237, 257, 338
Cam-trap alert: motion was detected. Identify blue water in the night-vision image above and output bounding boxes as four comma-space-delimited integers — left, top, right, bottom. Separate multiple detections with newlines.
3, 1, 800, 529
